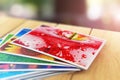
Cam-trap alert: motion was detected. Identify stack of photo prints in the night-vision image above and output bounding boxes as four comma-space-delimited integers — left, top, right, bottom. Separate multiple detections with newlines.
0, 25, 106, 80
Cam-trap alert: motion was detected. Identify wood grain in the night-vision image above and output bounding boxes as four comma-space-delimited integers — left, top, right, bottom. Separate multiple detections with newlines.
10, 20, 57, 34
72, 29, 120, 80
0, 17, 26, 38
0, 16, 10, 24
57, 24, 91, 34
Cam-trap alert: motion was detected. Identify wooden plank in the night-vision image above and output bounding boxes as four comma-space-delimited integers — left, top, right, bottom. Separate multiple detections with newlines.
0, 16, 10, 24
56, 24, 91, 34
72, 29, 120, 80
0, 17, 26, 38
10, 20, 57, 34
43, 24, 92, 80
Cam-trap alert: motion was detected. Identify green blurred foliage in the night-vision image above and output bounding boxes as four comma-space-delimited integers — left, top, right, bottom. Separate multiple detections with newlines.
0, 0, 50, 9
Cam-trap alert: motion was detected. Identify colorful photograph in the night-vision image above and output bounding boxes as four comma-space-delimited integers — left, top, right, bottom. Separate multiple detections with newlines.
0, 29, 64, 66
0, 28, 71, 66
0, 51, 57, 65
0, 34, 14, 46
0, 39, 2, 44
13, 25, 105, 69
0, 63, 79, 71
0, 71, 31, 79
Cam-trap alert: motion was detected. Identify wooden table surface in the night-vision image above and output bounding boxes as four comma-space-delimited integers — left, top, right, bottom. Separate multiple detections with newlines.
0, 16, 120, 80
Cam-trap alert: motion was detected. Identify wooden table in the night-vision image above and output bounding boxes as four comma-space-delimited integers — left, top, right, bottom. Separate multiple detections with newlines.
0, 16, 120, 80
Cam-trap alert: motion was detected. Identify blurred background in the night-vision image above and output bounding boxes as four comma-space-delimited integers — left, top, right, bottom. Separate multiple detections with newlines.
0, 0, 120, 31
